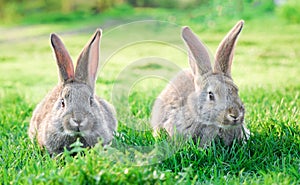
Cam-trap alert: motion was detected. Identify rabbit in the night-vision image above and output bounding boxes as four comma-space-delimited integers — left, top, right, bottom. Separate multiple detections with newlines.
28, 29, 117, 155
151, 20, 250, 147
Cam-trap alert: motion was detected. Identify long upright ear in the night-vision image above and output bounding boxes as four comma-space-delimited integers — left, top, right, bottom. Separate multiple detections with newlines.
75, 29, 101, 90
182, 26, 212, 76
214, 20, 244, 77
51, 33, 75, 83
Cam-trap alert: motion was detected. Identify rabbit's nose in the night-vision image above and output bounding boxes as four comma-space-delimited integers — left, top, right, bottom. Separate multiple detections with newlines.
74, 118, 81, 124
229, 114, 239, 121
70, 117, 86, 126
70, 118, 81, 127
70, 117, 88, 129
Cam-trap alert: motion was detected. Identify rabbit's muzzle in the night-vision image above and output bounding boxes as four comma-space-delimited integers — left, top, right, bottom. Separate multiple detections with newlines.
63, 112, 92, 136
69, 117, 88, 132
226, 113, 242, 124
223, 106, 244, 126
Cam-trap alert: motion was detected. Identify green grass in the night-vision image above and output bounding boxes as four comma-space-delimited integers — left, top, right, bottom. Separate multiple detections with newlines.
0, 6, 300, 184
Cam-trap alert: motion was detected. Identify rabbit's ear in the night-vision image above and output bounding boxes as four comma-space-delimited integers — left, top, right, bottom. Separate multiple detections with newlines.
51, 33, 75, 83
214, 20, 244, 77
182, 26, 212, 76
75, 29, 101, 90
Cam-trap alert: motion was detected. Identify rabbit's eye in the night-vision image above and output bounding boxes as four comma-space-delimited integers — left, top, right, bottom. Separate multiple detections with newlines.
61, 99, 65, 108
208, 91, 215, 101
90, 97, 93, 106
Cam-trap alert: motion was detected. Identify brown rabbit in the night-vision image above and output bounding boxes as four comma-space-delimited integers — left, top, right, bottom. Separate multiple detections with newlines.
151, 21, 250, 147
28, 29, 117, 155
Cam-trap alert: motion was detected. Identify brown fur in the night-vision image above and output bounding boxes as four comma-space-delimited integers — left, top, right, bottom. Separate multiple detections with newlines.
28, 30, 117, 155
151, 21, 250, 147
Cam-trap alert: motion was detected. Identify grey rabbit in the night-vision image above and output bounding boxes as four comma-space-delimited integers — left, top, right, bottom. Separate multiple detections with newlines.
151, 20, 250, 147
28, 29, 117, 154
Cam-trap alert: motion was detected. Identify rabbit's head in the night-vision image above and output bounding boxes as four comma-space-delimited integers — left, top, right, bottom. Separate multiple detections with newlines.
49, 30, 105, 141
182, 21, 245, 128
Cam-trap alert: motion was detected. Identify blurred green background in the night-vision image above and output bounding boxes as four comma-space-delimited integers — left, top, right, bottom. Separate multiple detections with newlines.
0, 0, 299, 25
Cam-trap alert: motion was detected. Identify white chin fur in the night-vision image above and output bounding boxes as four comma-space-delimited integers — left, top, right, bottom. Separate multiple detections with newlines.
64, 129, 84, 137
218, 123, 242, 129
64, 129, 93, 137
217, 124, 236, 129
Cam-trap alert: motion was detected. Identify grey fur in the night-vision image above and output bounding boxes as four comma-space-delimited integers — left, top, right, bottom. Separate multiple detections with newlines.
151, 21, 250, 147
28, 29, 117, 155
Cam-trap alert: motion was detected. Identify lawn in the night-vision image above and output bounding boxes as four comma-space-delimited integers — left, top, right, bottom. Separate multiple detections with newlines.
0, 5, 299, 185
